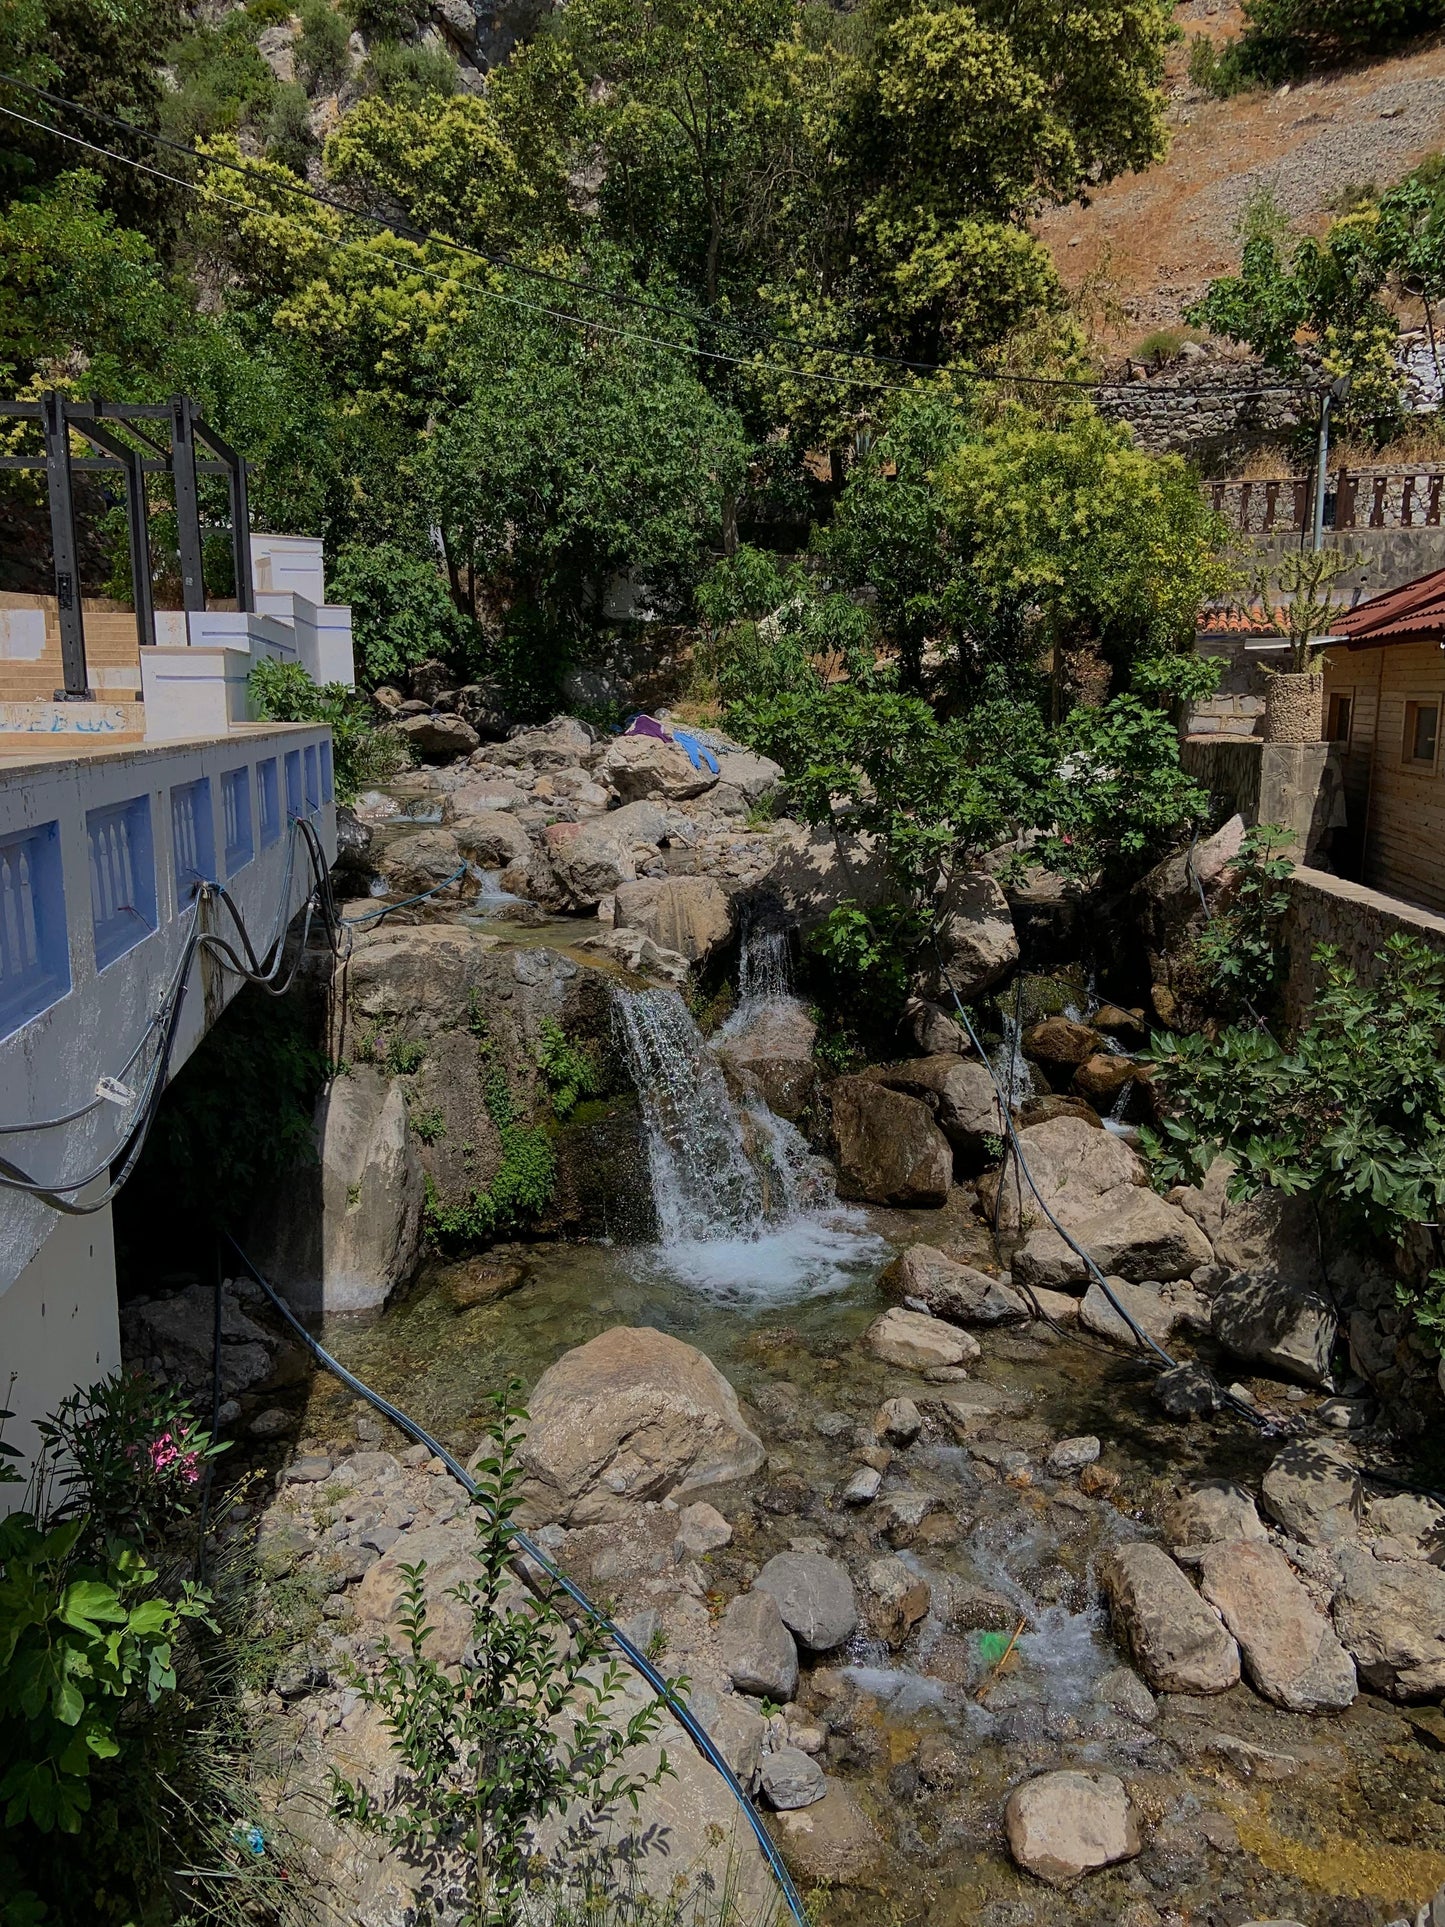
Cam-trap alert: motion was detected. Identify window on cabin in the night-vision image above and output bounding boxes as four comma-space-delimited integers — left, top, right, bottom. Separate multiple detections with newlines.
1326, 692, 1353, 743
1404, 700, 1440, 769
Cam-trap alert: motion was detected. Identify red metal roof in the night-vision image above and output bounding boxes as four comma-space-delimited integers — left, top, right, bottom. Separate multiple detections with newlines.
1333, 565, 1445, 647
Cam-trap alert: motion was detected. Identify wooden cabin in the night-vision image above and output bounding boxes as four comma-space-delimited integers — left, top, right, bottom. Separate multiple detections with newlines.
1325, 567, 1445, 913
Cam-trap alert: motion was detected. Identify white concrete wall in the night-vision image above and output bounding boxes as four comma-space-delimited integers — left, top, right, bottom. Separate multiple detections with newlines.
0, 1189, 119, 1490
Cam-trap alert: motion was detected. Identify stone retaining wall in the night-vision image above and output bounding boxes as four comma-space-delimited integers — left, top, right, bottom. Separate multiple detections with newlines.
1282, 865, 1445, 1026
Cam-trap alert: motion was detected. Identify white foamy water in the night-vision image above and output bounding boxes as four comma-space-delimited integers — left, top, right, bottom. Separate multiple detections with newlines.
613, 981, 883, 1301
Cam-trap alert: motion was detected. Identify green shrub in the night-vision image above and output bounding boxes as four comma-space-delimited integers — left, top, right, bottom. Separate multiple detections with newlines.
362, 37, 458, 97
296, 0, 350, 91
1191, 824, 1294, 1019
535, 1019, 601, 1120
1231, 0, 1444, 79
247, 656, 412, 802
425, 1069, 556, 1248
247, 0, 296, 23
344, 0, 426, 40
326, 540, 474, 691
264, 81, 314, 175
162, 13, 277, 143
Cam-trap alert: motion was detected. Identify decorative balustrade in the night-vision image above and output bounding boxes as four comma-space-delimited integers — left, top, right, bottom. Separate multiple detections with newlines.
1210, 470, 1445, 534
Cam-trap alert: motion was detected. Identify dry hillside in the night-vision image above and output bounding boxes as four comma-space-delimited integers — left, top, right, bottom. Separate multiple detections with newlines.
1036, 3, 1445, 348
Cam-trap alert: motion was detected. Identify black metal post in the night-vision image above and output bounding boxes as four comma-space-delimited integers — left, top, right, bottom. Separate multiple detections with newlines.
79, 418, 156, 651
169, 394, 206, 614
41, 390, 90, 699
196, 420, 253, 612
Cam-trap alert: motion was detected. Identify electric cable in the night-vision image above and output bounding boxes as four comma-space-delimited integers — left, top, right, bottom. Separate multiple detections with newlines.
221, 1231, 811, 1927
0, 74, 1317, 406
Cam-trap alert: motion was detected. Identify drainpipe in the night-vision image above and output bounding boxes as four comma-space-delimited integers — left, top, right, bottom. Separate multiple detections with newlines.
1313, 373, 1353, 552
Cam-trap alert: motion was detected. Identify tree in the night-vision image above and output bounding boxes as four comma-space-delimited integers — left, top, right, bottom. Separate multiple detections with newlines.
327, 539, 476, 688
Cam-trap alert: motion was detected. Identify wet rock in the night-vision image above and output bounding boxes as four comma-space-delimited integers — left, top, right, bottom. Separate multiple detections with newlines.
451, 807, 533, 871
1211, 1275, 1337, 1388
1022, 1016, 1105, 1083
1017, 1094, 1104, 1130
760, 1747, 827, 1811
612, 876, 733, 964
1101, 1542, 1241, 1695
715, 1000, 817, 1120
518, 1327, 765, 1526
1094, 1004, 1147, 1044
904, 996, 967, 1056
944, 1582, 1017, 1631
1198, 1540, 1356, 1711
754, 1551, 858, 1653
1079, 1277, 1209, 1351
1202, 1734, 1300, 1783
1073, 1053, 1138, 1106
1045, 1436, 1100, 1476
829, 1078, 953, 1206
913, 871, 1019, 1002
867, 1055, 1006, 1160
864, 1307, 980, 1373
393, 712, 480, 760
1004, 1770, 1143, 1886
312, 1067, 426, 1313
1260, 1440, 1362, 1546
578, 926, 692, 987
864, 1556, 930, 1647
1091, 1665, 1157, 1726
1332, 1544, 1445, 1699
772, 1781, 883, 1885
445, 1255, 528, 1308
1028, 1284, 1083, 1326
873, 1396, 923, 1446
1153, 1362, 1221, 1417
602, 733, 718, 802
674, 1500, 732, 1558
880, 1244, 1029, 1326
720, 1590, 799, 1701
1161, 1481, 1266, 1548
931, 1382, 1019, 1436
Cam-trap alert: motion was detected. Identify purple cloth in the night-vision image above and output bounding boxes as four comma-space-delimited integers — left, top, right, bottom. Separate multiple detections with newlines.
624, 714, 669, 741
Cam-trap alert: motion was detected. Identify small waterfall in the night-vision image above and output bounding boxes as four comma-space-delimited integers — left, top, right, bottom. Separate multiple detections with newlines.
613, 983, 883, 1299
737, 920, 792, 1006
991, 1010, 1039, 1108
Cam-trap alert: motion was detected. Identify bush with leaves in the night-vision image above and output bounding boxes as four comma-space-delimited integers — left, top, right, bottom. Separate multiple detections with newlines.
248, 655, 412, 802
1191, 824, 1295, 1019
1143, 933, 1445, 1336
326, 540, 477, 692
332, 1384, 680, 1926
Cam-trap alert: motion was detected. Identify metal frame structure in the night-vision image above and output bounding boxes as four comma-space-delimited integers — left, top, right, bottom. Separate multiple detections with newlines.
0, 393, 252, 700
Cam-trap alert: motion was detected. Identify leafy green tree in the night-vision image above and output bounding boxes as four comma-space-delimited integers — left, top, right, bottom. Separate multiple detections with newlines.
296, 0, 352, 94
326, 540, 476, 688
1229, 0, 1442, 82
162, 10, 280, 146
248, 655, 413, 795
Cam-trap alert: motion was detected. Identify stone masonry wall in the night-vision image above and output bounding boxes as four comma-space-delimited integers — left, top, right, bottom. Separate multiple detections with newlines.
1282, 865, 1445, 1027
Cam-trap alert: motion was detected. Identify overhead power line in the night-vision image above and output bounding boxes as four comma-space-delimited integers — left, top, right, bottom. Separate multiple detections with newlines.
0, 68, 1314, 405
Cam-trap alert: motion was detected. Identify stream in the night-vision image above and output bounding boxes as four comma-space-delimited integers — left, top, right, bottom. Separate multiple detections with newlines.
306, 872, 1445, 1927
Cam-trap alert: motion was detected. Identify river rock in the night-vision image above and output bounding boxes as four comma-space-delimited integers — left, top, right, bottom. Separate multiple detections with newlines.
373, 825, 466, 899
914, 871, 1019, 1001
754, 1551, 858, 1652
518, 1326, 765, 1526
602, 733, 718, 801
1073, 1053, 1137, 1105
1079, 1276, 1209, 1350
1101, 1542, 1241, 1695
864, 1555, 931, 1647
904, 996, 968, 1056
720, 1589, 799, 1701
772, 1780, 883, 1885
1045, 1436, 1100, 1476
354, 1521, 491, 1667
393, 712, 480, 760
674, 1500, 732, 1558
1332, 1545, 1445, 1698
830, 1078, 952, 1206
715, 999, 817, 1119
760, 1747, 827, 1811
1022, 1016, 1105, 1083
984, 1115, 1140, 1234
1212, 1186, 1326, 1294
874, 1396, 922, 1445
1260, 1440, 1361, 1545
865, 1307, 980, 1372
1211, 1275, 1337, 1388
869, 1054, 1006, 1161
451, 807, 533, 871
313, 1068, 425, 1313
763, 823, 893, 932
1198, 1540, 1356, 1711
1005, 1770, 1143, 1886
1017, 1094, 1104, 1130
612, 876, 733, 963
1162, 1481, 1267, 1548
1092, 1665, 1158, 1726
880, 1244, 1029, 1325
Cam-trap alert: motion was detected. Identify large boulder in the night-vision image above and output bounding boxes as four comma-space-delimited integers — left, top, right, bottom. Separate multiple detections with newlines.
1013, 1189, 1213, 1292
864, 1307, 980, 1372
879, 1245, 1029, 1325
985, 1116, 1142, 1235
1211, 1275, 1337, 1387
1022, 1016, 1104, 1085
121, 1283, 274, 1400
1005, 1771, 1143, 1887
490, 716, 594, 769
393, 712, 480, 761
372, 826, 466, 900
1079, 1276, 1209, 1351
1260, 1440, 1361, 1546
711, 748, 785, 803
754, 1551, 858, 1653
518, 1327, 765, 1526
868, 1055, 1006, 1160
354, 1520, 490, 1668
546, 800, 670, 907
829, 1077, 952, 1206
451, 808, 534, 872
613, 876, 733, 964
1161, 1481, 1267, 1549
1212, 1188, 1325, 1294
1198, 1540, 1356, 1712
772, 1781, 883, 1887
314, 1068, 424, 1313
913, 872, 1019, 1001
1331, 1545, 1445, 1699
1101, 1542, 1240, 1695
602, 733, 718, 802
715, 1000, 818, 1120
763, 823, 893, 933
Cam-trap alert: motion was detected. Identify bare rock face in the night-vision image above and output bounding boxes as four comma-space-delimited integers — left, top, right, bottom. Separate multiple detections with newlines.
612, 875, 733, 963
1016, 1191, 1214, 1293
602, 733, 718, 802
754, 1551, 858, 1652
829, 1077, 953, 1206
879, 1244, 1029, 1325
1101, 1542, 1240, 1695
868, 1054, 1006, 1159
314, 1068, 424, 1313
372, 825, 466, 900
1260, 1440, 1362, 1546
864, 1555, 931, 1647
715, 999, 817, 1119
1161, 1480, 1267, 1548
912, 871, 1019, 1001
394, 712, 481, 761
986, 1116, 1143, 1235
1198, 1540, 1356, 1712
720, 1589, 798, 1701
518, 1326, 765, 1526
1079, 1276, 1210, 1351
1332, 1545, 1445, 1699
865, 1306, 981, 1372
1005, 1770, 1143, 1886
1211, 1275, 1337, 1387
773, 1781, 883, 1886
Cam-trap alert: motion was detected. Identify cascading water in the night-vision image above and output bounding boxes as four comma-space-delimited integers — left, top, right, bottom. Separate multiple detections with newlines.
613, 978, 882, 1299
